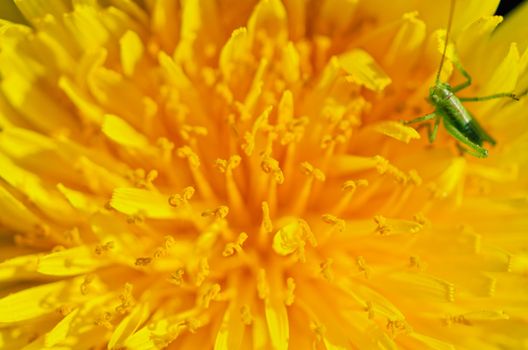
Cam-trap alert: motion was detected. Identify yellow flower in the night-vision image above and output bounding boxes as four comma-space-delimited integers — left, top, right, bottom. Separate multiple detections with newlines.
1, 0, 528, 349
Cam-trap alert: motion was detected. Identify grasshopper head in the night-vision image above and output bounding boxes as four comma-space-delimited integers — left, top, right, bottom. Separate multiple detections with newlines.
429, 82, 452, 105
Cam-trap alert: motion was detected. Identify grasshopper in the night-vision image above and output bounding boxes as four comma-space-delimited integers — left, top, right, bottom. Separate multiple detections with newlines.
404, 0, 523, 158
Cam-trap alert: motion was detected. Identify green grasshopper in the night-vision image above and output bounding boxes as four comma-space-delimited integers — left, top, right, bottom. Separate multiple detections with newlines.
404, 0, 523, 158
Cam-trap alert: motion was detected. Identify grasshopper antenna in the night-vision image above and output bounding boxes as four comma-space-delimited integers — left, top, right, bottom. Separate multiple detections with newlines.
435, 0, 456, 83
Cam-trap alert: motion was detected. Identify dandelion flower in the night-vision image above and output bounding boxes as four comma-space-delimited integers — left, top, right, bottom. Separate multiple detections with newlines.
1, 0, 528, 349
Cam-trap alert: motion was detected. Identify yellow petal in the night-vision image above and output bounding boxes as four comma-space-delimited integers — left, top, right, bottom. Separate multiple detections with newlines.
59, 75, 104, 124
150, 0, 181, 53
108, 302, 150, 350
406, 332, 455, 350
110, 187, 181, 219
102, 114, 151, 149
44, 308, 80, 347
491, 0, 528, 52
0, 73, 78, 133
175, 0, 202, 62
0, 276, 101, 323
0, 153, 78, 224
63, 3, 109, 52
339, 49, 392, 91
383, 12, 426, 68
120, 30, 144, 77
219, 27, 251, 81
481, 42, 519, 97
0, 186, 41, 232
248, 0, 287, 42
159, 50, 193, 89
326, 155, 379, 177
339, 281, 405, 320
124, 314, 194, 350
74, 155, 129, 194
0, 253, 42, 282
214, 302, 245, 350
13, 0, 69, 23
265, 299, 289, 350
372, 120, 421, 143
37, 246, 106, 276
0, 125, 56, 158
88, 66, 157, 130
457, 16, 502, 62
430, 157, 466, 202
56, 183, 101, 214
314, 0, 358, 36
281, 42, 300, 83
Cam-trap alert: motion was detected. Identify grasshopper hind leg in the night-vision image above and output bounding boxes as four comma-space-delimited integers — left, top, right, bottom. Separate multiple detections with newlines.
455, 143, 488, 158
443, 118, 489, 158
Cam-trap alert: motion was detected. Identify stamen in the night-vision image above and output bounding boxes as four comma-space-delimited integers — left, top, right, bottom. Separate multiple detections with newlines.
285, 277, 295, 306
260, 154, 284, 212
261, 201, 273, 234
222, 232, 248, 257
201, 206, 229, 220
127, 212, 145, 224
180, 125, 208, 144
94, 311, 114, 329
195, 258, 210, 286
409, 256, 425, 270
320, 258, 334, 281
373, 215, 391, 235
115, 283, 135, 314
444, 310, 508, 327
156, 137, 175, 163
243, 58, 269, 113
257, 268, 269, 299
261, 154, 285, 184
131, 169, 158, 190
168, 268, 185, 286
215, 155, 247, 219
321, 214, 346, 233
240, 305, 253, 325
365, 301, 375, 319
486, 276, 497, 297
332, 179, 368, 215
242, 106, 273, 156
135, 257, 152, 266
356, 256, 371, 279
94, 241, 114, 256
177, 146, 214, 200
58, 304, 73, 316
290, 162, 325, 215
80, 274, 95, 295
386, 319, 412, 338
310, 320, 326, 342
64, 227, 82, 246
168, 186, 195, 208
198, 283, 221, 308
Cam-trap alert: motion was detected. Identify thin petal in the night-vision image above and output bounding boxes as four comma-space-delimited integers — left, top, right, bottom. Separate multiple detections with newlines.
265, 298, 289, 350
339, 50, 392, 91
37, 246, 106, 276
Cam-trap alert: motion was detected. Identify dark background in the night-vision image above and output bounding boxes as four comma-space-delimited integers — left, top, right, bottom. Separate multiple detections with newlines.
496, 0, 526, 16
